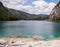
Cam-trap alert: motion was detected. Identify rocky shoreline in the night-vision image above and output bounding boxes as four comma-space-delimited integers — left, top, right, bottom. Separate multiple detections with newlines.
0, 36, 60, 47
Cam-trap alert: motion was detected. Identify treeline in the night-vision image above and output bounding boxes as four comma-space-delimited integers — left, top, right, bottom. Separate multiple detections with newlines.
0, 7, 20, 21
51, 16, 60, 22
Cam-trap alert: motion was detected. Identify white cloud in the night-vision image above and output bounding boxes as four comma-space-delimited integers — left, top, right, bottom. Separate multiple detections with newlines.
22, 0, 56, 15
30, 0, 56, 14
0, 0, 28, 10
0, 0, 56, 15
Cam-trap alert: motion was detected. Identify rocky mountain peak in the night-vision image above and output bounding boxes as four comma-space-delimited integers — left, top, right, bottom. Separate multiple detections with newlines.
49, 1, 60, 22
56, 1, 60, 6
0, 1, 4, 7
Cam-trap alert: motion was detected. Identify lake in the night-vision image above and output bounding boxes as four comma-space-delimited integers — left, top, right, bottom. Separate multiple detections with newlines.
0, 21, 60, 40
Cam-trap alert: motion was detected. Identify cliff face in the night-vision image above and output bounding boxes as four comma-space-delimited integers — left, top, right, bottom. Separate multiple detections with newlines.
49, 2, 60, 22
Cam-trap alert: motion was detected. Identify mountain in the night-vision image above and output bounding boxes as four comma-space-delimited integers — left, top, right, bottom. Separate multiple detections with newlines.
0, 1, 4, 7
0, 1, 21, 21
0, 1, 48, 21
9, 9, 49, 20
49, 1, 60, 22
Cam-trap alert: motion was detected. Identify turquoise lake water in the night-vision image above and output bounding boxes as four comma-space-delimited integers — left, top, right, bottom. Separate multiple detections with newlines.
0, 21, 60, 40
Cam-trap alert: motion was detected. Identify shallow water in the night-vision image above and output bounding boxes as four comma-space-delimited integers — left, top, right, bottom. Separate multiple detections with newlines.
0, 21, 60, 40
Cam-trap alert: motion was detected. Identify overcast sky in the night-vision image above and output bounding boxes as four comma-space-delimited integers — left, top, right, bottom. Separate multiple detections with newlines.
0, 0, 59, 15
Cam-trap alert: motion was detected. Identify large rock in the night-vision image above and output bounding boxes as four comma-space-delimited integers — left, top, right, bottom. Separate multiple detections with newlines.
49, 1, 60, 22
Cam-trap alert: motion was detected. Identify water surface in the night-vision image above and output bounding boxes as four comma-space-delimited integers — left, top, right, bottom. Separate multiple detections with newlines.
0, 21, 60, 40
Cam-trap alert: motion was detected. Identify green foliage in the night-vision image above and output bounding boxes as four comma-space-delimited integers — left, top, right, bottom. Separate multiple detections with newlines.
51, 16, 60, 22
0, 7, 20, 21
0, 6, 48, 21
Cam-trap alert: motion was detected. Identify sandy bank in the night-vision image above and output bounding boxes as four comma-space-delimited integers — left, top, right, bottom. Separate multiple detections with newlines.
0, 38, 60, 47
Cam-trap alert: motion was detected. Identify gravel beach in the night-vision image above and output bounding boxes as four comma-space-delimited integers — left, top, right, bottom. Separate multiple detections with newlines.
0, 37, 60, 47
